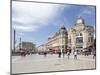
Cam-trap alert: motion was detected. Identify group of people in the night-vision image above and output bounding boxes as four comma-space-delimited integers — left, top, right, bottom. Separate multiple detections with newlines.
58, 50, 96, 59
20, 49, 96, 59
20, 51, 32, 56
58, 50, 78, 59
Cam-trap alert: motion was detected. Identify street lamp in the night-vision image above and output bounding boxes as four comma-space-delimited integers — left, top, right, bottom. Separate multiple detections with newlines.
61, 32, 63, 53
60, 29, 64, 54
19, 37, 22, 51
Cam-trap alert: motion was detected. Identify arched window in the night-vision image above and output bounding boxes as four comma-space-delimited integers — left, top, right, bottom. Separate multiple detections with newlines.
76, 33, 83, 37
80, 33, 82, 36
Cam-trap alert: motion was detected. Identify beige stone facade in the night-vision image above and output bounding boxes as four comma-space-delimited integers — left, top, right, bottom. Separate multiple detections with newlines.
37, 16, 94, 53
46, 25, 68, 53
68, 17, 94, 52
37, 44, 47, 52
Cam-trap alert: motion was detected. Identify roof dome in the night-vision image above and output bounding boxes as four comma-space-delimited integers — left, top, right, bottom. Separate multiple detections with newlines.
60, 25, 66, 30
59, 25, 68, 34
76, 16, 84, 24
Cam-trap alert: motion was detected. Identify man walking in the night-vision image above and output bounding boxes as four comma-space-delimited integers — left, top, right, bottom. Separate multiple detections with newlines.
58, 51, 61, 58
74, 51, 77, 59
62, 49, 65, 58
67, 51, 70, 59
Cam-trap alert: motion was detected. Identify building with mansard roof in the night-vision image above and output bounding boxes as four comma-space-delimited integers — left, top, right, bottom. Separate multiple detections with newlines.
46, 25, 68, 53
37, 16, 94, 54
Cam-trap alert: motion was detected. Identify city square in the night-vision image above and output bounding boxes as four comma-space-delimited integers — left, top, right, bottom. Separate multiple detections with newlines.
12, 54, 95, 74
12, 1, 96, 74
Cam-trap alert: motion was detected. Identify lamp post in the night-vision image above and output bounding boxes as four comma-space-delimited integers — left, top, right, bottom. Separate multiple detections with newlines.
60, 26, 64, 53
19, 37, 21, 51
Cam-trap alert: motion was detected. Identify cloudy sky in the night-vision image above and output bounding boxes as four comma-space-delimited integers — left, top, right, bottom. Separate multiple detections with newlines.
12, 1, 96, 47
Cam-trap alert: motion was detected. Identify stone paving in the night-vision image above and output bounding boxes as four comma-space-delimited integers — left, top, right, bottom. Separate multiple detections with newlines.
12, 54, 96, 74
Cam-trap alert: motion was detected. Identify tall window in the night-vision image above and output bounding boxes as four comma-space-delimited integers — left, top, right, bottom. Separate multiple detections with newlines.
80, 33, 82, 36
88, 32, 93, 42
76, 37, 83, 43
76, 32, 83, 43
68, 39, 71, 43
88, 37, 93, 42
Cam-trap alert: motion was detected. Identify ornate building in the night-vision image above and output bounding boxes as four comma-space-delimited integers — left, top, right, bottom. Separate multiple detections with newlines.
68, 16, 94, 53
37, 16, 94, 54
46, 25, 68, 53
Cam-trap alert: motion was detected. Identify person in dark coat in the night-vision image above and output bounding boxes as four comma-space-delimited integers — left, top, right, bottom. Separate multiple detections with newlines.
58, 49, 61, 58
93, 51, 96, 59
44, 52, 47, 57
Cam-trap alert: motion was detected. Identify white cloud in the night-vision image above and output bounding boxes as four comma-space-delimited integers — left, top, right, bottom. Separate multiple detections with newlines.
12, 1, 66, 32
13, 25, 39, 32
77, 6, 95, 17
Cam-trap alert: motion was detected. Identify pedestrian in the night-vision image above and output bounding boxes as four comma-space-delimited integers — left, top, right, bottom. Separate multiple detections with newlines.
93, 51, 96, 59
58, 51, 61, 58
62, 49, 65, 58
44, 52, 47, 57
67, 51, 70, 59
74, 51, 77, 59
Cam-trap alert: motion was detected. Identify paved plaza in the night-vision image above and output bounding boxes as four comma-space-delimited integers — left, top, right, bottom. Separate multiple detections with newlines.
12, 54, 96, 74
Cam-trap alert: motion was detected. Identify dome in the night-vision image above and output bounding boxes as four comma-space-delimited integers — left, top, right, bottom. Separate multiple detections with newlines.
76, 16, 84, 24
59, 25, 67, 34
60, 25, 66, 30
